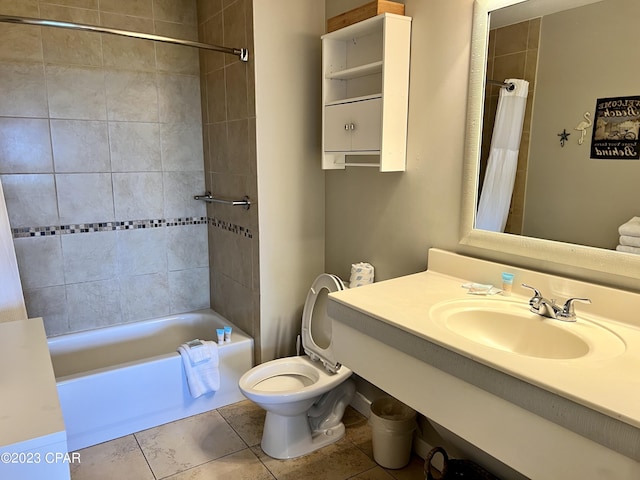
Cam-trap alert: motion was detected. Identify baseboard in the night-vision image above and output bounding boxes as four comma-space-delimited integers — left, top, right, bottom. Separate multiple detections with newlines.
349, 391, 372, 418
413, 435, 433, 460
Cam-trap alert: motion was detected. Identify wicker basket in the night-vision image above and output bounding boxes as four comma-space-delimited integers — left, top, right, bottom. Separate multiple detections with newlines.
424, 447, 500, 480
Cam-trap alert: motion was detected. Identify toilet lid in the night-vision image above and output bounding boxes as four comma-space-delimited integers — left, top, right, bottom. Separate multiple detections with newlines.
301, 273, 345, 373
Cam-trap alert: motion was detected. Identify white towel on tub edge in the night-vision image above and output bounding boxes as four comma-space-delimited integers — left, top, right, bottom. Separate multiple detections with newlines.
177, 340, 220, 398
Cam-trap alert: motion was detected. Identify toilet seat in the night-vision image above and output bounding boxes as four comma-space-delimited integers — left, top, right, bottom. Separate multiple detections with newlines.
301, 273, 345, 373
239, 355, 351, 405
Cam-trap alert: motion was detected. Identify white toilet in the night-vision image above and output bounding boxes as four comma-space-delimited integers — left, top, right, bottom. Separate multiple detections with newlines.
239, 273, 355, 459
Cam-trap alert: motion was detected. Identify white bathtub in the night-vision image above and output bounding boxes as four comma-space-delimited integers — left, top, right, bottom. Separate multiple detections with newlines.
47, 309, 253, 452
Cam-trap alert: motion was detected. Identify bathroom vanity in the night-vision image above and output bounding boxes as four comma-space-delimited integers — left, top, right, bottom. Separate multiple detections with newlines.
0, 318, 70, 480
328, 249, 640, 479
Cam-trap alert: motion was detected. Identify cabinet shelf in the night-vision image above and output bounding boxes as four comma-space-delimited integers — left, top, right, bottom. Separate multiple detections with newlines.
324, 93, 381, 107
326, 61, 383, 80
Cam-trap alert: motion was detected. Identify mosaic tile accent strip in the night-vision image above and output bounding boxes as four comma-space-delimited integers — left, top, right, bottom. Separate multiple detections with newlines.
11, 217, 253, 239
210, 218, 253, 238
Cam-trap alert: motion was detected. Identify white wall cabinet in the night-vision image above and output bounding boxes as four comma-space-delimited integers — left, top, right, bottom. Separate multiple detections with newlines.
321, 13, 411, 171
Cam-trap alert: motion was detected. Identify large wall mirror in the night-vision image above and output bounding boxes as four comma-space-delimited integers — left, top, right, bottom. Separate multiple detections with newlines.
461, 0, 640, 280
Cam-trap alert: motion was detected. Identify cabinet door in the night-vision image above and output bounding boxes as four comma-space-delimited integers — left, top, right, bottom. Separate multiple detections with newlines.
324, 103, 353, 152
350, 97, 381, 151
324, 97, 382, 153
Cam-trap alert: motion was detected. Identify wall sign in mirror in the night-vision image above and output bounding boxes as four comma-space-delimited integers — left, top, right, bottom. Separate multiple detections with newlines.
460, 0, 640, 281
591, 96, 640, 160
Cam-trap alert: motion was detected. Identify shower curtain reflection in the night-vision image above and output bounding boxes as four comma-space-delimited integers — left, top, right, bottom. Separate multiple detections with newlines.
476, 78, 529, 232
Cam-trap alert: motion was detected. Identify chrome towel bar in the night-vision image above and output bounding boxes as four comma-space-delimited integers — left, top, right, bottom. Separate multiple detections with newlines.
194, 192, 251, 210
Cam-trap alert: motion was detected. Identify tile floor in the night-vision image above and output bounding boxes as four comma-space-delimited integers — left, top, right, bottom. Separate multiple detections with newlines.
69, 400, 426, 480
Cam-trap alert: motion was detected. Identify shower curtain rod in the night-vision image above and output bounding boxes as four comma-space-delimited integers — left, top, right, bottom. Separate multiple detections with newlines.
0, 14, 249, 62
486, 79, 516, 91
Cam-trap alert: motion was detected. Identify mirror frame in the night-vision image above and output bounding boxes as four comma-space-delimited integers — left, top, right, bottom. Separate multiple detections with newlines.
460, 0, 640, 280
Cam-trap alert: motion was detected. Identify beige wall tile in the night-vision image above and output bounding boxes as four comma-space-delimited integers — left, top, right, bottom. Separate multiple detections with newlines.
211, 269, 254, 337
156, 43, 199, 75
205, 69, 226, 123
197, 0, 223, 24
0, 118, 53, 173
222, 0, 246, 59
0, 0, 39, 16
46, 64, 107, 119
100, 0, 153, 18
2, 174, 59, 228
524, 48, 538, 85
492, 52, 526, 82
208, 122, 228, 172
40, 0, 99, 9
39, 3, 100, 22
66, 279, 122, 330
153, 0, 197, 25
102, 35, 156, 72
226, 118, 250, 174
0, 62, 48, 117
42, 30, 103, 66
13, 235, 64, 288
154, 20, 198, 41
0, 24, 43, 62
527, 17, 541, 49
105, 70, 158, 121
160, 123, 204, 171
108, 121, 161, 172
24, 285, 69, 336
494, 21, 529, 56
201, 13, 224, 73
99, 12, 155, 33
51, 119, 110, 172
157, 73, 201, 123
56, 172, 115, 223
113, 172, 164, 219
224, 61, 247, 120
210, 226, 251, 287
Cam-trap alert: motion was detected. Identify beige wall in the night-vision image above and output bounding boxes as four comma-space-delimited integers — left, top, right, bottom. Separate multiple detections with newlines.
525, 0, 640, 249
254, 0, 326, 362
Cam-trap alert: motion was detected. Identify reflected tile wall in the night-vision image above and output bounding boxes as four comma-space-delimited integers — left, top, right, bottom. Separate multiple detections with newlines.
0, 0, 210, 336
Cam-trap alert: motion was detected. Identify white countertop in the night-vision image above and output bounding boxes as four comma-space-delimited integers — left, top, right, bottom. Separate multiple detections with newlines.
329, 250, 640, 431
0, 317, 67, 450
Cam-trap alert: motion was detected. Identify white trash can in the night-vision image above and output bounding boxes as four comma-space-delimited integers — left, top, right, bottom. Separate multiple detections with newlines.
369, 396, 416, 469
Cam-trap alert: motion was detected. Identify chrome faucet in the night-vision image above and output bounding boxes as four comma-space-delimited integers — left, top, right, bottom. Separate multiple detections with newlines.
522, 284, 591, 322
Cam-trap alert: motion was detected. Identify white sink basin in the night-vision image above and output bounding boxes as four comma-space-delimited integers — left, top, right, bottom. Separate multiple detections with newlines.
429, 298, 625, 360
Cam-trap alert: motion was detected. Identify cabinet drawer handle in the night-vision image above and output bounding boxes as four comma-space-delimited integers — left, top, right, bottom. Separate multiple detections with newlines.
350, 123, 355, 130
344, 123, 349, 131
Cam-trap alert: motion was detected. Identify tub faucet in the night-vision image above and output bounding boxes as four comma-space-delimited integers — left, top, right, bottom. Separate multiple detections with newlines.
521, 284, 591, 322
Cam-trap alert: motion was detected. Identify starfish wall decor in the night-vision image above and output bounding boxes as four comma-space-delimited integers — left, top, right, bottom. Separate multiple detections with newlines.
558, 129, 570, 147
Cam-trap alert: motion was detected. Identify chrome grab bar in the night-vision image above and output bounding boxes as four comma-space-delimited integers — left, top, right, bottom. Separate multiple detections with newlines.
194, 192, 251, 210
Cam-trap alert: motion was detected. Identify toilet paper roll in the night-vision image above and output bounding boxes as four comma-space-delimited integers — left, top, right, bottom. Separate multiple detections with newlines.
349, 262, 375, 288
